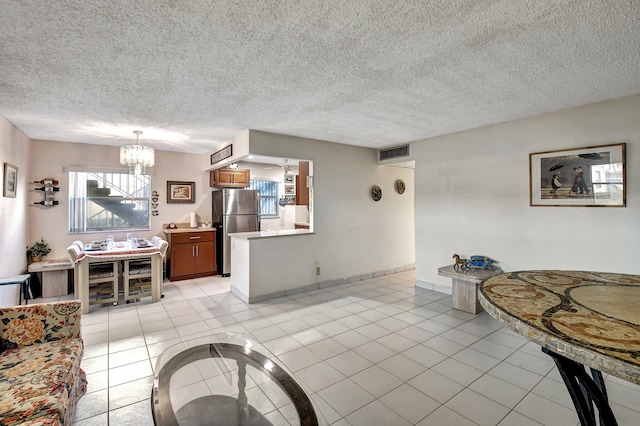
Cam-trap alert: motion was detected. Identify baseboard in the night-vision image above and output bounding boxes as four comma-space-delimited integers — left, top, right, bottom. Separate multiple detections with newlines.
246, 263, 416, 304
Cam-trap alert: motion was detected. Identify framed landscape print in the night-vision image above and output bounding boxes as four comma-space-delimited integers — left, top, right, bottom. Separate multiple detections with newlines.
167, 181, 195, 203
3, 162, 17, 198
530, 143, 626, 207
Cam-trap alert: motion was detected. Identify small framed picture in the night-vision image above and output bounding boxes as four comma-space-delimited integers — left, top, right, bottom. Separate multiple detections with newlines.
529, 143, 626, 207
285, 195, 296, 205
284, 174, 294, 184
284, 185, 295, 195
167, 181, 195, 203
210, 144, 233, 165
3, 162, 18, 198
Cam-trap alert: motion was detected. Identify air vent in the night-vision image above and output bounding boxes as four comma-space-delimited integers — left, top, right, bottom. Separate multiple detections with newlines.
379, 144, 410, 161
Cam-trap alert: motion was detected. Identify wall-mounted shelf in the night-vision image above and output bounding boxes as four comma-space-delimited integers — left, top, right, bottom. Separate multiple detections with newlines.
33, 178, 59, 206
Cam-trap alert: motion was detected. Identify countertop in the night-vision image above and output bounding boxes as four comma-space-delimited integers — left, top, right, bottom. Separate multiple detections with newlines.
163, 226, 215, 234
437, 264, 503, 282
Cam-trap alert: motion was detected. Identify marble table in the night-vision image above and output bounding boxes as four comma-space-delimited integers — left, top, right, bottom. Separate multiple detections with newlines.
479, 270, 640, 426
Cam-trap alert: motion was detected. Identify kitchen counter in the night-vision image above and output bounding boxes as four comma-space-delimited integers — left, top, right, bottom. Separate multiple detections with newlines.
163, 226, 214, 234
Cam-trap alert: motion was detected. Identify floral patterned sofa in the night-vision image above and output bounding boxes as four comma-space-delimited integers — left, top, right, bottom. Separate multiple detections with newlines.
0, 300, 86, 425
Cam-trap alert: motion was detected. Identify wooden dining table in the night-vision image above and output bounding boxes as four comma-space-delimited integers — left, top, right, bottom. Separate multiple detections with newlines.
479, 270, 640, 426
75, 242, 162, 314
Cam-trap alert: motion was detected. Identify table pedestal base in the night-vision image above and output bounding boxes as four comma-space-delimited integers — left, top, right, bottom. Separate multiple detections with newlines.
542, 348, 618, 426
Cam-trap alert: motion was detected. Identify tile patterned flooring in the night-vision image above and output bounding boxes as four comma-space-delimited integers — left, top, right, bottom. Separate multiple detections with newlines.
36, 270, 640, 425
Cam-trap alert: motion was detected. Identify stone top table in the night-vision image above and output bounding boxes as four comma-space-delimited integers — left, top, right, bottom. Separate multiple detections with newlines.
479, 270, 640, 426
437, 264, 503, 314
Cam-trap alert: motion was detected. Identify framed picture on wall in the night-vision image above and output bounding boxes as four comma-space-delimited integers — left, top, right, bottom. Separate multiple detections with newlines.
3, 162, 18, 198
285, 195, 295, 205
529, 143, 626, 207
284, 185, 295, 195
284, 174, 294, 184
167, 181, 195, 203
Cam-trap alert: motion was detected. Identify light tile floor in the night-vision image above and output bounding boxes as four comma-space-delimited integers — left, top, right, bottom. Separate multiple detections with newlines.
36, 270, 640, 425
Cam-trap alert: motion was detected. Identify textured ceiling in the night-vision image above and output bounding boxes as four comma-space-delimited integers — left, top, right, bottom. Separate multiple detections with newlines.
0, 1, 639, 154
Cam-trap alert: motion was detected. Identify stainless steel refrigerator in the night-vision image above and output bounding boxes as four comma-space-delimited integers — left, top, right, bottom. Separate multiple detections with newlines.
212, 189, 260, 276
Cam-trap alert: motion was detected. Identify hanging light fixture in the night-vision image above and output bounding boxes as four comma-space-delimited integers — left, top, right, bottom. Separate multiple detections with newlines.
120, 130, 155, 175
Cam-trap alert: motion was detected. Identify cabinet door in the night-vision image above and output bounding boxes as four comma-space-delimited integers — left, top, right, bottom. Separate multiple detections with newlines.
194, 241, 215, 274
296, 161, 309, 205
172, 243, 194, 277
214, 169, 234, 185
231, 170, 250, 187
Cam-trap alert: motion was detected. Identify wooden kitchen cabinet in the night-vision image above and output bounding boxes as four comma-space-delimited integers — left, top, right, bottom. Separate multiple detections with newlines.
295, 161, 310, 205
210, 168, 250, 187
168, 230, 216, 281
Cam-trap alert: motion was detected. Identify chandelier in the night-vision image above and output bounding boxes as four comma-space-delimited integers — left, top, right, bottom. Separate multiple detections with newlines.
120, 130, 154, 175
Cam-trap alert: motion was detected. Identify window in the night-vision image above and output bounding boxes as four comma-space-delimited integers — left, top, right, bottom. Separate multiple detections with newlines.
249, 180, 278, 217
69, 170, 150, 233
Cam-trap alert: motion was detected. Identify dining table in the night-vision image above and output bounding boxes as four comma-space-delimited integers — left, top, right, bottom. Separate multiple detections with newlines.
478, 270, 640, 426
76, 241, 162, 314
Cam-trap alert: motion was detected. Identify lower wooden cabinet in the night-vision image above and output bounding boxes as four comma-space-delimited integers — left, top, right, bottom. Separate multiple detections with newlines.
168, 230, 216, 281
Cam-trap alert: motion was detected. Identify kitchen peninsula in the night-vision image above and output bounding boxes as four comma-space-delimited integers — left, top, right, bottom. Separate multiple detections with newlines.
229, 229, 313, 303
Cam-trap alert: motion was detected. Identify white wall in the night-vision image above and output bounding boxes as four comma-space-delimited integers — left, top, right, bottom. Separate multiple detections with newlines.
23, 130, 416, 294
28, 140, 209, 259
244, 130, 415, 298
414, 94, 640, 292
0, 116, 31, 276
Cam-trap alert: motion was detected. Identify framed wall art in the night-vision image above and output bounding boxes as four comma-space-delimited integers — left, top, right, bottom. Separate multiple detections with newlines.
167, 181, 195, 203
3, 162, 18, 198
284, 185, 295, 195
284, 173, 294, 184
210, 145, 233, 165
529, 143, 625, 207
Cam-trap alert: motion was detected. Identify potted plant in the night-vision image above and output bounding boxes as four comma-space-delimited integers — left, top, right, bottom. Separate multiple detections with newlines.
27, 237, 51, 262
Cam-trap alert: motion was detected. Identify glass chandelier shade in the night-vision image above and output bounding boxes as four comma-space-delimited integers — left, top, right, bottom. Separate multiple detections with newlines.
120, 130, 154, 175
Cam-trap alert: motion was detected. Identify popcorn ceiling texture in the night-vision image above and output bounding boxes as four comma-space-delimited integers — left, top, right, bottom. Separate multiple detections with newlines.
0, 0, 639, 153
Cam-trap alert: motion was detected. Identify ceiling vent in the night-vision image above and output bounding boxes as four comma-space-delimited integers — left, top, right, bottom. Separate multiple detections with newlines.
379, 144, 410, 161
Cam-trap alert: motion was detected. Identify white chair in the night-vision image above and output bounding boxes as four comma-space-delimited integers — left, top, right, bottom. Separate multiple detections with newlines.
72, 240, 84, 251
122, 238, 168, 303
67, 245, 119, 307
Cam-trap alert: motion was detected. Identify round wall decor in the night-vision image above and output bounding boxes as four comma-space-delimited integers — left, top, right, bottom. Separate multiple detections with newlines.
395, 179, 406, 194
371, 185, 382, 201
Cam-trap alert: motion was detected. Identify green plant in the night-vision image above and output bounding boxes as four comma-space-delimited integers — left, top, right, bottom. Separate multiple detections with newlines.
27, 237, 51, 258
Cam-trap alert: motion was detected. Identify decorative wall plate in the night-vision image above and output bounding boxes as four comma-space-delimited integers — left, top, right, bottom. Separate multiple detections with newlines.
371, 185, 382, 201
395, 179, 406, 194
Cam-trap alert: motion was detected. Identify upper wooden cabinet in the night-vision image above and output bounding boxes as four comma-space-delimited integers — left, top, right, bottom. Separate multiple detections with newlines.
210, 168, 250, 188
295, 161, 310, 205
